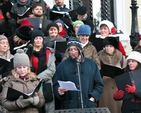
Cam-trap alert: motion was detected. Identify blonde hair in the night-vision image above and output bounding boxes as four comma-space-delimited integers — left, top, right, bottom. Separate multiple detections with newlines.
12, 67, 36, 79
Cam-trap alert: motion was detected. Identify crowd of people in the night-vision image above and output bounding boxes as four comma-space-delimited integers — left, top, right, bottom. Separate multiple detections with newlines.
0, 0, 141, 113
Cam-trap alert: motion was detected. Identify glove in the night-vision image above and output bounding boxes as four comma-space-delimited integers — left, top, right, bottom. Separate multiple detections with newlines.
32, 92, 39, 106
16, 96, 33, 108
113, 89, 124, 100
125, 82, 136, 94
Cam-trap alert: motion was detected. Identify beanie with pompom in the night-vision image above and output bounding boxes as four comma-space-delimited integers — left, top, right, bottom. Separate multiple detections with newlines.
14, 49, 30, 68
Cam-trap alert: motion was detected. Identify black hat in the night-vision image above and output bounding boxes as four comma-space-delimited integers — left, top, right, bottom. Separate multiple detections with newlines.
30, 29, 44, 44
67, 37, 82, 52
103, 37, 119, 49
16, 26, 32, 41
46, 23, 59, 32
76, 6, 87, 15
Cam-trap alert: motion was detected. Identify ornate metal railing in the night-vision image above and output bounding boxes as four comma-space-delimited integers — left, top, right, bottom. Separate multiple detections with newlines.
130, 0, 139, 49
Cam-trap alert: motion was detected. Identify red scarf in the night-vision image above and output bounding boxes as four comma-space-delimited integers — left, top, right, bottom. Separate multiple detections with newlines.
30, 49, 51, 74
58, 29, 66, 38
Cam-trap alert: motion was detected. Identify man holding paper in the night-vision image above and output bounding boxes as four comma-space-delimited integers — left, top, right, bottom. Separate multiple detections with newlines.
53, 38, 103, 109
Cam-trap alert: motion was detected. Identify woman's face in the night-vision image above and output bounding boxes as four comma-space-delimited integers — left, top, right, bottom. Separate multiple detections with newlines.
128, 59, 138, 71
74, 24, 82, 34
48, 27, 58, 38
16, 66, 28, 77
138, 40, 141, 46
33, 36, 43, 48
105, 45, 115, 55
100, 24, 110, 37
69, 46, 79, 59
0, 39, 9, 54
79, 35, 89, 44
56, 23, 63, 32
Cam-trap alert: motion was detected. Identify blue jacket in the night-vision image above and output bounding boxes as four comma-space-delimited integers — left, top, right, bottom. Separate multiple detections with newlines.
53, 57, 103, 109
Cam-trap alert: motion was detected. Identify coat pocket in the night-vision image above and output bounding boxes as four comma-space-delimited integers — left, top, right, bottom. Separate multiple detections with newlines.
86, 99, 95, 108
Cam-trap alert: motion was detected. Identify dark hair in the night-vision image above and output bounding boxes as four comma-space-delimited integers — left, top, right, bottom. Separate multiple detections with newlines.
124, 62, 141, 73
32, 3, 43, 10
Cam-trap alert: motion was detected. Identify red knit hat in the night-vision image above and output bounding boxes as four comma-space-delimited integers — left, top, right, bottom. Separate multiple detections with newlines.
20, 19, 34, 28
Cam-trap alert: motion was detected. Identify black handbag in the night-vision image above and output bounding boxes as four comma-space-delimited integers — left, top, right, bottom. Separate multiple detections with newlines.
42, 83, 53, 103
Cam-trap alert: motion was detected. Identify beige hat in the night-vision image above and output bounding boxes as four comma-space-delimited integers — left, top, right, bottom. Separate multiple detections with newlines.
14, 49, 30, 68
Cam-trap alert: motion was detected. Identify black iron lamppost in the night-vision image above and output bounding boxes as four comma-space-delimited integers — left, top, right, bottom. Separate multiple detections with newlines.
130, 0, 139, 49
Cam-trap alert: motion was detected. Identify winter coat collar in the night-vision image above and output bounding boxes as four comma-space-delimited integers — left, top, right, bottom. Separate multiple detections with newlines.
99, 49, 122, 65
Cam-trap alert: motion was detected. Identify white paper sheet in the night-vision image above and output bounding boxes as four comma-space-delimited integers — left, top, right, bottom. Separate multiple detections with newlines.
58, 80, 79, 91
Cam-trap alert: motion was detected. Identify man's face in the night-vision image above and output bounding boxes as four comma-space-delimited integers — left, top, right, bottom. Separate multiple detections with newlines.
77, 14, 87, 20
32, 6, 43, 17
55, 0, 64, 6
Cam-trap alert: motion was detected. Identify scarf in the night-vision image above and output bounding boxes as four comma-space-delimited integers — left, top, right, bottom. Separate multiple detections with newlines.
27, 46, 47, 74
58, 29, 66, 38
17, 0, 31, 6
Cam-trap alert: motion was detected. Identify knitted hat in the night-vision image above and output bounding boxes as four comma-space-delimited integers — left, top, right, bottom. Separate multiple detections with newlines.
0, 35, 7, 40
46, 23, 59, 32
20, 19, 34, 28
16, 26, 32, 41
54, 19, 64, 28
126, 51, 141, 63
76, 6, 87, 15
14, 49, 30, 68
67, 38, 82, 53
73, 20, 84, 28
99, 20, 116, 34
77, 24, 91, 36
103, 36, 119, 49
30, 29, 44, 44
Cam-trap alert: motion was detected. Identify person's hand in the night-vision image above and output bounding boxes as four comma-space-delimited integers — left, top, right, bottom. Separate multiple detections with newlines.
46, 4, 50, 9
17, 18, 26, 24
58, 87, 67, 95
89, 97, 95, 102
125, 82, 136, 94
28, 14, 34, 18
31, 92, 39, 106
16, 96, 33, 108
113, 89, 124, 100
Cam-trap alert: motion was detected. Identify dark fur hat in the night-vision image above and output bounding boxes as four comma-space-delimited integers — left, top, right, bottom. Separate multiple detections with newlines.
103, 36, 119, 49
16, 26, 32, 41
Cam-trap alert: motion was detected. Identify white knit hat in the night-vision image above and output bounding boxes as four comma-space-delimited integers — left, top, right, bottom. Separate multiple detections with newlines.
126, 51, 141, 63
99, 20, 116, 34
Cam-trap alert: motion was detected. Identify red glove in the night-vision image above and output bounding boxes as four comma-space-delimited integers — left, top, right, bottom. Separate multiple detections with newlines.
113, 89, 124, 100
125, 82, 136, 94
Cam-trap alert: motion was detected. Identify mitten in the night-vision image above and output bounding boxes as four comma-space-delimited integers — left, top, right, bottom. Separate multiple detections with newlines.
125, 82, 136, 94
32, 92, 39, 106
16, 96, 33, 108
113, 89, 124, 100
